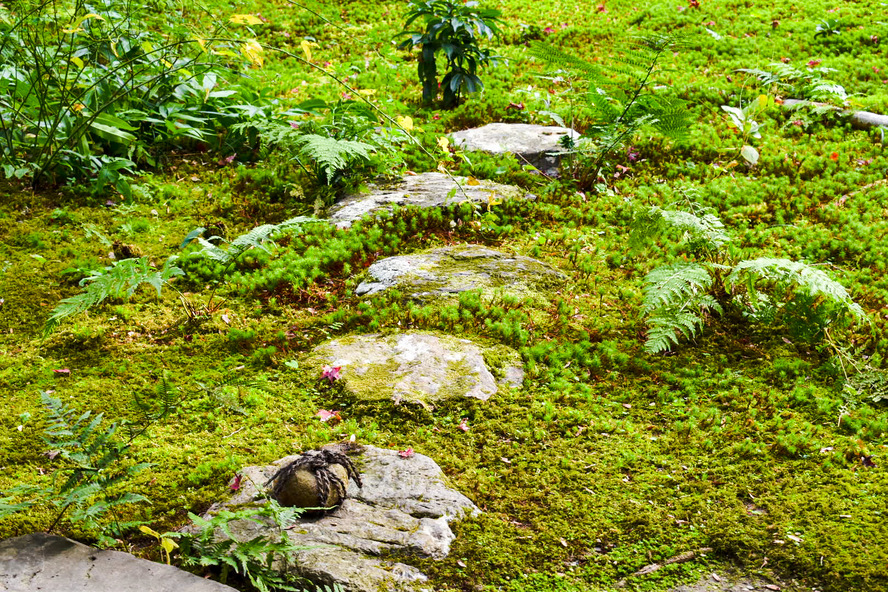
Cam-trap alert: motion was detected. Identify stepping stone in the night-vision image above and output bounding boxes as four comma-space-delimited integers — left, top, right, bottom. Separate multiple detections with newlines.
307, 331, 524, 407
0, 532, 236, 592
328, 172, 533, 228
355, 243, 566, 302
449, 123, 579, 176
208, 444, 480, 592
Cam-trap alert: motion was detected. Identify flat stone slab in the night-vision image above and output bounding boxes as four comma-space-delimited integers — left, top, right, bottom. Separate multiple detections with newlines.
355, 243, 566, 301
328, 172, 533, 228
307, 331, 523, 407
449, 123, 579, 176
0, 532, 237, 592
210, 445, 480, 592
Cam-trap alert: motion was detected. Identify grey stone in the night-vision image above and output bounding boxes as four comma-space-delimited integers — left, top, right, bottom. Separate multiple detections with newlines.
208, 445, 480, 592
355, 243, 566, 302
0, 532, 236, 592
782, 98, 888, 129
306, 331, 524, 407
328, 172, 533, 228
449, 123, 579, 176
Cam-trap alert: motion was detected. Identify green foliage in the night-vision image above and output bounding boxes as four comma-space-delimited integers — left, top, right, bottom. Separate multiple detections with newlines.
398, 0, 504, 107
45, 256, 183, 334
737, 63, 849, 106
173, 501, 309, 592
186, 217, 318, 267
528, 35, 690, 188
633, 203, 865, 352
0, 0, 264, 188
0, 392, 151, 542
642, 263, 723, 354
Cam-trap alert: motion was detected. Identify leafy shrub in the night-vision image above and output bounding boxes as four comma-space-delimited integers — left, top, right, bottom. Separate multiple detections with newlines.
398, 0, 504, 108
0, 0, 264, 188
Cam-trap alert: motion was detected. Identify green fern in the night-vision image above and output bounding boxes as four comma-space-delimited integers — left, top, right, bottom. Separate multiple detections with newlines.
189, 217, 316, 266
738, 62, 849, 106
294, 134, 374, 183
0, 392, 151, 540
529, 35, 689, 185
630, 203, 731, 254
642, 262, 723, 353
727, 258, 865, 337
45, 256, 184, 335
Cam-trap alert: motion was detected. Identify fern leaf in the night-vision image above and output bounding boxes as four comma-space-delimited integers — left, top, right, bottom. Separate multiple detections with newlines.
295, 134, 373, 182
642, 262, 713, 312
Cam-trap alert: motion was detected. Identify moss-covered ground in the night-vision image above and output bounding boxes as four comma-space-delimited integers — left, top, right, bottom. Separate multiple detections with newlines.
1, 0, 888, 590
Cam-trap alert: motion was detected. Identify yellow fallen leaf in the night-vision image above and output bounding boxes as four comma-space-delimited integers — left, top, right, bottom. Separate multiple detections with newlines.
357, 89, 376, 96
466, 176, 481, 186
437, 136, 450, 153
301, 40, 318, 61
230, 14, 263, 25
242, 39, 264, 67
395, 116, 414, 131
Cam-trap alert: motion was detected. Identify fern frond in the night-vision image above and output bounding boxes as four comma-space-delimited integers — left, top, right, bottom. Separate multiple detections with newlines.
727, 258, 865, 322
45, 256, 183, 334
527, 41, 604, 81
294, 134, 374, 182
642, 262, 714, 312
630, 204, 731, 254
191, 217, 317, 266
645, 308, 705, 353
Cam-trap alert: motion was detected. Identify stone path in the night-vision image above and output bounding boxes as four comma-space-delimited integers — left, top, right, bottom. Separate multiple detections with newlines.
355, 243, 566, 302
0, 532, 237, 592
209, 445, 479, 592
328, 172, 534, 228
307, 331, 523, 407
449, 122, 579, 176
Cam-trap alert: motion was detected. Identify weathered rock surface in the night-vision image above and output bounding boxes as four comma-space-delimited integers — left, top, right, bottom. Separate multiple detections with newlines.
307, 331, 524, 406
449, 123, 579, 176
355, 243, 566, 302
782, 98, 888, 129
210, 445, 480, 592
664, 568, 811, 592
0, 532, 237, 592
328, 172, 533, 228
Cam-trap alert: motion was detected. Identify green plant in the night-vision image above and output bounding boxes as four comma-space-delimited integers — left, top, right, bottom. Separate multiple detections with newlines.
720, 95, 767, 166
397, 0, 504, 108
528, 35, 690, 188
45, 256, 184, 334
0, 391, 152, 543
172, 500, 308, 592
0, 0, 265, 188
632, 203, 866, 353
737, 63, 849, 106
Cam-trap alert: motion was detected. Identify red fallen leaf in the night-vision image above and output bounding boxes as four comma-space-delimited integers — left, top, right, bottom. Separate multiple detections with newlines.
53, 368, 71, 376
218, 154, 237, 166
398, 447, 415, 459
781, 57, 791, 63
230, 473, 243, 491
507, 102, 524, 110
316, 409, 342, 424
458, 418, 470, 432
830, 152, 839, 161
688, 0, 700, 8
807, 59, 822, 68
861, 455, 877, 468
322, 365, 342, 382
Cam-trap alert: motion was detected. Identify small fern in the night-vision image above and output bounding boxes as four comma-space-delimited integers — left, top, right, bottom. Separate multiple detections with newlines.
528, 36, 689, 186
630, 203, 730, 254
45, 256, 183, 335
642, 262, 723, 353
0, 392, 151, 540
188, 217, 317, 266
737, 62, 849, 106
294, 134, 374, 184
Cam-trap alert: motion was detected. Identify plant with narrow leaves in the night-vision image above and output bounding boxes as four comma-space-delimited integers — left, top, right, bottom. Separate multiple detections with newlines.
397, 0, 504, 108
0, 392, 152, 543
45, 256, 183, 334
528, 35, 690, 187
